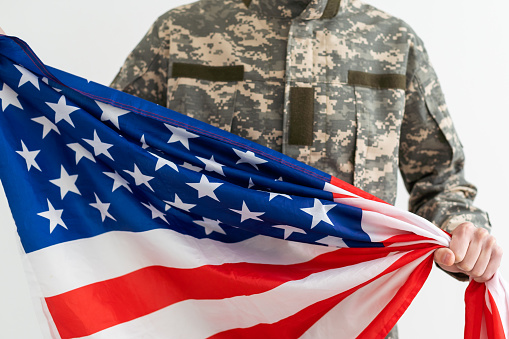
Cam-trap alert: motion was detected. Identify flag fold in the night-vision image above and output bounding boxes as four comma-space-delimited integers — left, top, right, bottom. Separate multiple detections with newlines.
0, 35, 506, 339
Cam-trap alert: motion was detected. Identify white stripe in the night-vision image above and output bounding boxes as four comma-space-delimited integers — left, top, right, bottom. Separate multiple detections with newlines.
301, 254, 429, 338
334, 197, 450, 246
361, 210, 448, 246
323, 182, 360, 198
486, 271, 509, 336
77, 252, 411, 339
27, 228, 336, 297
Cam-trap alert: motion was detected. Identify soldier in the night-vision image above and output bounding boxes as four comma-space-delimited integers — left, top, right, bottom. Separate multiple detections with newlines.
100, 0, 505, 337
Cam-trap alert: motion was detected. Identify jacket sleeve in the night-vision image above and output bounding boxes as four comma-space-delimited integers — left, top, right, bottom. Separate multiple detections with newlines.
110, 14, 171, 107
399, 35, 491, 236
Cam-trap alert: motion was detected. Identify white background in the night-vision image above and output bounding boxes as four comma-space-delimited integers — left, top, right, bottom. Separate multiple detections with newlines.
0, 1, 508, 338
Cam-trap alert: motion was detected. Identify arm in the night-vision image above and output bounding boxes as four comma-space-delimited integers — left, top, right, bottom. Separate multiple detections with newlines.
110, 14, 171, 106
399, 36, 502, 282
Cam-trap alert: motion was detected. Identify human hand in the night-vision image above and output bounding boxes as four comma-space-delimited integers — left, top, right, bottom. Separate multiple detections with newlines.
434, 222, 503, 283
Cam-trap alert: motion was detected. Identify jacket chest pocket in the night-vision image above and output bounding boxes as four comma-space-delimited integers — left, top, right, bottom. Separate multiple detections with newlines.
349, 71, 406, 200
167, 63, 243, 132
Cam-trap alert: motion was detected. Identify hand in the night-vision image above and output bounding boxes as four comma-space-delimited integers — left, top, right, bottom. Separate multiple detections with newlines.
434, 222, 503, 283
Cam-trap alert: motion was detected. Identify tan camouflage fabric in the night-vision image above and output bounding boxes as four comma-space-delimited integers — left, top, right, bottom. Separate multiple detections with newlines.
111, 1, 490, 336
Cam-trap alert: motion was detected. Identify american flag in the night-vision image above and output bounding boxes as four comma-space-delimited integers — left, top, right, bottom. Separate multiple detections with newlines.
0, 35, 507, 339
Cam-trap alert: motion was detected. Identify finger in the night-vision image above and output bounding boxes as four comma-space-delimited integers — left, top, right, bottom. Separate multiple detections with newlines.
434, 248, 455, 267
474, 241, 503, 283
449, 222, 476, 263
455, 229, 486, 273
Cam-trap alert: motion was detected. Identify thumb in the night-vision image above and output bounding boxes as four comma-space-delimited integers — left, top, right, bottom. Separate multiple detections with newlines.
434, 248, 455, 266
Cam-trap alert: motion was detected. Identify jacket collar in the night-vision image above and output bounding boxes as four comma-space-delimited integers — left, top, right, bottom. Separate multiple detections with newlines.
243, 0, 350, 20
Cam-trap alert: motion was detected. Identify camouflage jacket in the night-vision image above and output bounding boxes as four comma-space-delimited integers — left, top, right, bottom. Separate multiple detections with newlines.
111, 0, 490, 242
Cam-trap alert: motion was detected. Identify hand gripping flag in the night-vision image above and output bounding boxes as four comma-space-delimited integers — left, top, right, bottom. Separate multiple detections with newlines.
0, 35, 507, 339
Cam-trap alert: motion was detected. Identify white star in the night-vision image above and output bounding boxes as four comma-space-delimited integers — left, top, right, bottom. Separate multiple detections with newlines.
301, 199, 335, 228
50, 165, 81, 199
269, 192, 292, 201
196, 155, 225, 176
103, 171, 132, 193
315, 236, 347, 248
37, 199, 67, 233
95, 100, 130, 130
14, 65, 40, 89
90, 193, 116, 222
181, 162, 202, 172
165, 124, 199, 150
141, 202, 168, 224
273, 225, 307, 239
67, 143, 95, 164
0, 83, 23, 112
187, 174, 222, 201
233, 149, 267, 170
16, 140, 41, 171
164, 194, 195, 212
193, 217, 226, 235
140, 134, 149, 149
31, 116, 60, 138
150, 152, 178, 171
230, 201, 265, 223
248, 178, 255, 188
83, 130, 114, 161
46, 95, 79, 127
275, 177, 284, 182
124, 164, 154, 192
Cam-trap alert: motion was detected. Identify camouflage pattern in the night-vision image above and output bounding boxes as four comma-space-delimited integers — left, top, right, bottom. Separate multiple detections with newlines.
111, 2, 490, 335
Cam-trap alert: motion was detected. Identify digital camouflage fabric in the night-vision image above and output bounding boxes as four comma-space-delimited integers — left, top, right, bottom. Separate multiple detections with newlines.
111, 1, 490, 336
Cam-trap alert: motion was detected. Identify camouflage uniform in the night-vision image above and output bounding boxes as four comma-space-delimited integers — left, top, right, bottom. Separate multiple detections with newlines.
111, 0, 490, 337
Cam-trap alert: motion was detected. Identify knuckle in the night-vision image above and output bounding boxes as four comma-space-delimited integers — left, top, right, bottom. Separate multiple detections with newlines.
470, 267, 484, 278
474, 227, 489, 241
485, 236, 497, 249
457, 262, 473, 272
454, 222, 475, 237
493, 244, 504, 257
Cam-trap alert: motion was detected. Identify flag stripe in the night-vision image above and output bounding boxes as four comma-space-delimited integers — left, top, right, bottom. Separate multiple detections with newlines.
70, 252, 409, 339
487, 273, 509, 338
213, 250, 432, 339
28, 228, 335, 296
46, 243, 407, 338
334, 197, 450, 246
466, 281, 485, 339
357, 254, 433, 338
487, 291, 506, 339
1, 36, 508, 339
330, 176, 387, 203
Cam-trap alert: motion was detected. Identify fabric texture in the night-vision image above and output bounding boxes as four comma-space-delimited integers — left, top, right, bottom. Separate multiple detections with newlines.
1, 35, 508, 339
110, 0, 490, 240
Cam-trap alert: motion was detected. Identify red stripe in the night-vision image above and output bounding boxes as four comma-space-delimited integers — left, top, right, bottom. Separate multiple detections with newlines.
330, 176, 388, 204
487, 291, 506, 339
357, 253, 434, 338
465, 281, 486, 339
210, 246, 437, 339
382, 234, 438, 247
46, 246, 404, 339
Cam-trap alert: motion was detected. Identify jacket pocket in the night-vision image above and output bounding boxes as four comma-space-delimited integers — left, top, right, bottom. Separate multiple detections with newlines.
167, 63, 243, 132
349, 71, 406, 200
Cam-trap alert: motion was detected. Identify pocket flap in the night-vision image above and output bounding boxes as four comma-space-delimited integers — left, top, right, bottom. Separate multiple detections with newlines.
172, 63, 244, 82
348, 70, 406, 90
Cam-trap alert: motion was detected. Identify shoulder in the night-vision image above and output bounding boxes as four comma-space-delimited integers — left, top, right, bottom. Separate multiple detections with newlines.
347, 1, 423, 47
154, 0, 243, 30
